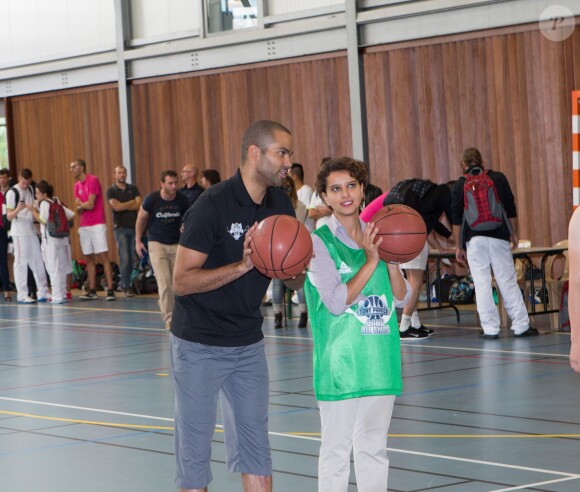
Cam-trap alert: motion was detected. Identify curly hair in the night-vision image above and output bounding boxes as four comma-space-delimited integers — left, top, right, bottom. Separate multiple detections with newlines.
315, 156, 368, 196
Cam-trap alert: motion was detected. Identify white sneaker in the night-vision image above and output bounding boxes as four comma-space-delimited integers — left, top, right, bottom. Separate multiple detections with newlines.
18, 296, 37, 304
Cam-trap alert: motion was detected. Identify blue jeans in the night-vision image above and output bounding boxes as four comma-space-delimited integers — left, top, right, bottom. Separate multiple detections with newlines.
114, 227, 137, 290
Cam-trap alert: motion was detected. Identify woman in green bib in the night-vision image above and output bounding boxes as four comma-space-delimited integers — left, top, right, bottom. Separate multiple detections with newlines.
304, 157, 409, 492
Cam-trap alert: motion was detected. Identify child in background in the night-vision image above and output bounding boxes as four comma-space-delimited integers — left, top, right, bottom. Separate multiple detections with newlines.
32, 181, 75, 304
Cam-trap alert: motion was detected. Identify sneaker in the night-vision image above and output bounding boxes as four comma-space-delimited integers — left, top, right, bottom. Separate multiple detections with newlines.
414, 324, 434, 335
479, 332, 500, 339
17, 296, 37, 304
79, 290, 98, 301
106, 289, 116, 301
124, 287, 136, 298
514, 327, 539, 337
50, 299, 68, 305
66, 292, 72, 300
274, 313, 283, 329
399, 327, 429, 339
298, 312, 308, 328
37, 297, 49, 303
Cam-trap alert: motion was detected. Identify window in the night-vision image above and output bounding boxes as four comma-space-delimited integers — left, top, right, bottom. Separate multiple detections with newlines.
0, 118, 7, 170
207, 0, 257, 34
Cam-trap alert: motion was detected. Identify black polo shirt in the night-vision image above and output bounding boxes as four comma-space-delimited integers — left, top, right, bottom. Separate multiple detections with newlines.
181, 183, 204, 206
171, 170, 295, 347
106, 183, 141, 229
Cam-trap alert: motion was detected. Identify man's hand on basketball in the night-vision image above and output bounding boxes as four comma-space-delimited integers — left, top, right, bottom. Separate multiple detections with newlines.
363, 222, 382, 264
242, 222, 258, 272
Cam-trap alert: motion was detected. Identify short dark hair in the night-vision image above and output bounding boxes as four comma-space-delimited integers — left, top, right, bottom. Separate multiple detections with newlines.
315, 156, 368, 196
202, 169, 221, 186
36, 180, 54, 198
20, 168, 33, 180
461, 148, 483, 169
290, 163, 304, 181
240, 120, 291, 163
0, 169, 9, 177
72, 159, 86, 171
160, 170, 178, 183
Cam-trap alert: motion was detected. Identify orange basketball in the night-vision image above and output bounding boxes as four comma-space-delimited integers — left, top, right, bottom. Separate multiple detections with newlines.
370, 204, 427, 263
249, 215, 313, 279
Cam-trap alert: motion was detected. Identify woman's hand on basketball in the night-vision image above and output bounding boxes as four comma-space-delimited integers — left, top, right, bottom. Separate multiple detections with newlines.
363, 222, 382, 264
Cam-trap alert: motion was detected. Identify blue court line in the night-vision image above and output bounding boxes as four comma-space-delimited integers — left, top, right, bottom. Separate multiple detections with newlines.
0, 428, 159, 458
0, 373, 162, 398
398, 367, 577, 399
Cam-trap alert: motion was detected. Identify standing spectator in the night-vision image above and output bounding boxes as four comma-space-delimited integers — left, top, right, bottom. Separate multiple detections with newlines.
451, 147, 535, 338
569, 207, 580, 372
106, 165, 141, 297
70, 159, 116, 301
135, 170, 189, 330
272, 176, 309, 328
171, 120, 302, 491
5, 168, 49, 304
290, 162, 314, 231
0, 169, 12, 301
180, 165, 203, 206
308, 158, 333, 230
304, 157, 409, 492
200, 169, 221, 189
30, 181, 75, 304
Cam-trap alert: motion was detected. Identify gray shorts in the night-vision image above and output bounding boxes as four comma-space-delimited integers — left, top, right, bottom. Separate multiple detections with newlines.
170, 335, 271, 489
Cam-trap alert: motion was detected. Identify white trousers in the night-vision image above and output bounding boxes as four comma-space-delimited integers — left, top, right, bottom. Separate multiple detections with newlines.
41, 236, 70, 302
12, 235, 49, 301
318, 395, 395, 492
466, 236, 529, 334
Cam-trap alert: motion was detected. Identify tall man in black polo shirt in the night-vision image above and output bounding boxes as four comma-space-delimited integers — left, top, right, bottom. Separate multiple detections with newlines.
135, 170, 190, 330
106, 165, 141, 297
171, 121, 304, 492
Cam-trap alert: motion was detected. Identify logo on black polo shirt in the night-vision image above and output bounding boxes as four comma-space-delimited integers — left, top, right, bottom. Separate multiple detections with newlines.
227, 223, 249, 240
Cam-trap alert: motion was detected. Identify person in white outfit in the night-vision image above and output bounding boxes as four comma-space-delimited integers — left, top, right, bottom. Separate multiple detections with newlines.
451, 148, 535, 339
5, 168, 49, 304
31, 181, 75, 304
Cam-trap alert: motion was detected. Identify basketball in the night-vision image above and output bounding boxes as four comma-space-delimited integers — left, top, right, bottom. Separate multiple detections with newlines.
250, 214, 313, 279
370, 204, 427, 263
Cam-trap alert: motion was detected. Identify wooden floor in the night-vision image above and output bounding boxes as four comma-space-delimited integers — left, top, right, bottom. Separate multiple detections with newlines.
0, 294, 578, 491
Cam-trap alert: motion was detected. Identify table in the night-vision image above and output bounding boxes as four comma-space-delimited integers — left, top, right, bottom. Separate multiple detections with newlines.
421, 246, 568, 329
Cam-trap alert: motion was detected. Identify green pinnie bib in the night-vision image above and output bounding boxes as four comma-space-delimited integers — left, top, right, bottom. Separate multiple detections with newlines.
304, 225, 403, 401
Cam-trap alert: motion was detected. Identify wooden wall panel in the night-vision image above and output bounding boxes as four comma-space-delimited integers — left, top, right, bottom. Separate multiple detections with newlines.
9, 86, 122, 263
130, 55, 352, 195
365, 25, 580, 247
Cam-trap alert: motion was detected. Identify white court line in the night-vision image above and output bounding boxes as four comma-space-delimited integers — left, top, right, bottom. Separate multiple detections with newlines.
0, 316, 166, 333
3, 396, 579, 481
265, 334, 570, 359
0, 397, 173, 422
491, 476, 580, 491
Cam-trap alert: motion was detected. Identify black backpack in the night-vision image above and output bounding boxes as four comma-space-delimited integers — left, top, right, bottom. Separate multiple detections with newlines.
383, 179, 436, 211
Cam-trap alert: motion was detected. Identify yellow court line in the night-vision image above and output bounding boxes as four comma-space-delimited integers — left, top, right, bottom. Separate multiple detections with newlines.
0, 410, 175, 431
3, 410, 580, 439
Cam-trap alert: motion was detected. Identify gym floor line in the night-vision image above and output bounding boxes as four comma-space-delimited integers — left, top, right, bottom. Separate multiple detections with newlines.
1, 297, 579, 491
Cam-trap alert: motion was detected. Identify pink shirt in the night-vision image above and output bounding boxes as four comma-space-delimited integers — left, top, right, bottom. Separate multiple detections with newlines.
360, 192, 388, 223
74, 174, 106, 227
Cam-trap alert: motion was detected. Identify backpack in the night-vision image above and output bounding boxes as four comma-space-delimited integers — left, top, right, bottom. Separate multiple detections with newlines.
44, 198, 70, 238
383, 179, 436, 211
462, 167, 509, 232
